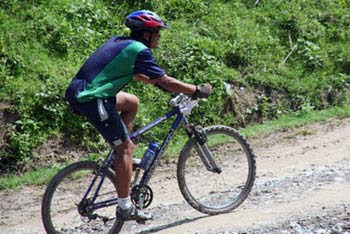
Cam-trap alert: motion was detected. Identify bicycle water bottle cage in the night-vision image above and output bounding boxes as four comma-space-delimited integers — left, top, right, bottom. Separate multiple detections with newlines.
192, 125, 207, 145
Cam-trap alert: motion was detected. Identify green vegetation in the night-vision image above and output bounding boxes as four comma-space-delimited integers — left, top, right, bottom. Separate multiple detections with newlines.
1, 0, 350, 173
242, 103, 350, 137
0, 166, 62, 190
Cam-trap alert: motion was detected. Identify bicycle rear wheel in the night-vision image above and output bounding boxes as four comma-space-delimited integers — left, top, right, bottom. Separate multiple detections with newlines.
177, 125, 256, 215
41, 161, 122, 233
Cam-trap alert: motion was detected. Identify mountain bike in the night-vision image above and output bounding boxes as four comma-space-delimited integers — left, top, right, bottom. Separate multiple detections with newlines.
41, 94, 256, 233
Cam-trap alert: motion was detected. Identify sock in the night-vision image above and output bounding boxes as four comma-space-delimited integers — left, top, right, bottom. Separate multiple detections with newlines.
118, 197, 132, 210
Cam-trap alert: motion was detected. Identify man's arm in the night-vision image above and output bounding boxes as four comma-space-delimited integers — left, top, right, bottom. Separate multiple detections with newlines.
135, 74, 196, 94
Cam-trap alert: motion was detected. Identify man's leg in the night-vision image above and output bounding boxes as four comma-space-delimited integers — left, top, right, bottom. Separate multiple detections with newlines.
70, 97, 150, 221
114, 91, 138, 199
114, 136, 152, 222
114, 139, 134, 198
116, 91, 139, 132
114, 92, 152, 221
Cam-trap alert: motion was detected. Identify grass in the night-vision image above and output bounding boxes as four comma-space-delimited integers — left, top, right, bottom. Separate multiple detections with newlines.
242, 104, 350, 138
0, 166, 62, 190
0, 153, 103, 190
1, 104, 350, 191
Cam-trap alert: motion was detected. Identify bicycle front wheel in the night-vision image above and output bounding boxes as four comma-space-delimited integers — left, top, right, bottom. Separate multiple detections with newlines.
41, 161, 121, 233
177, 125, 256, 215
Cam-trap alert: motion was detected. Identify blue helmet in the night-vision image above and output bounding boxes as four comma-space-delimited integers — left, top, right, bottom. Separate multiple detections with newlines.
125, 10, 170, 32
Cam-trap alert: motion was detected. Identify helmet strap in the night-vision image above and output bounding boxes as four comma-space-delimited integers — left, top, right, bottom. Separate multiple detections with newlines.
130, 30, 152, 47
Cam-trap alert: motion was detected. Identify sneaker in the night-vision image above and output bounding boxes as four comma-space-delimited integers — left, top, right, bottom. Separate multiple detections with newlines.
116, 205, 153, 223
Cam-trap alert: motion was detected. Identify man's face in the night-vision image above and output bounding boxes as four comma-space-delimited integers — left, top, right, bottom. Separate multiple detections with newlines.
144, 31, 160, 48
149, 32, 160, 48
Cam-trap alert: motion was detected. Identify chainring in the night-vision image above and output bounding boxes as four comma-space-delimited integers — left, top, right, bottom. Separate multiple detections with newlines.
130, 184, 153, 209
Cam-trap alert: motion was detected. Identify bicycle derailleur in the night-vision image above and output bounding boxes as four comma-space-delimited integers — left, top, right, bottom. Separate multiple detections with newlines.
77, 198, 95, 219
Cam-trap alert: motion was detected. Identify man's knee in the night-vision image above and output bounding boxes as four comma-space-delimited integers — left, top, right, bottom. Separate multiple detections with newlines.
128, 94, 139, 113
115, 139, 134, 156
116, 92, 139, 113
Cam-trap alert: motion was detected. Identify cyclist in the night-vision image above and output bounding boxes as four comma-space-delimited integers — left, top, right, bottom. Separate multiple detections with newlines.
64, 10, 211, 223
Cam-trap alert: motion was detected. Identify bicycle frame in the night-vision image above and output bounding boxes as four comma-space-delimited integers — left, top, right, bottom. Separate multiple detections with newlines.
130, 106, 189, 185
82, 105, 189, 212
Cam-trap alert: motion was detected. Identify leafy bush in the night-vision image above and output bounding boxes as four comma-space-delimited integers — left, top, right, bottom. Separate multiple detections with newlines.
1, 0, 350, 172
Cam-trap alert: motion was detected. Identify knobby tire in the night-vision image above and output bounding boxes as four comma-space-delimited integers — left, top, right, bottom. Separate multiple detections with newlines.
41, 161, 123, 233
177, 125, 256, 215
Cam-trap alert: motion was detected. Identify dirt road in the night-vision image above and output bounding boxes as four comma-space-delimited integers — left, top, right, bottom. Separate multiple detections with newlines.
1, 117, 349, 233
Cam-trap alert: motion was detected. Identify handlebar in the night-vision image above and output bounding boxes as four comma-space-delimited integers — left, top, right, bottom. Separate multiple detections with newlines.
169, 94, 199, 116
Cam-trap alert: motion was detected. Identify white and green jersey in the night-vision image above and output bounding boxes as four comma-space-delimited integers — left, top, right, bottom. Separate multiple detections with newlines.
65, 36, 164, 103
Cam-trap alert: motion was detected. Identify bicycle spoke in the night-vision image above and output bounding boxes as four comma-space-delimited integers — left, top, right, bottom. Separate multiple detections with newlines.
42, 162, 118, 233
178, 126, 256, 214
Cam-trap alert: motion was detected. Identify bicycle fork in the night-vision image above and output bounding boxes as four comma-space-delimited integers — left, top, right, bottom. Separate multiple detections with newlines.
188, 125, 222, 174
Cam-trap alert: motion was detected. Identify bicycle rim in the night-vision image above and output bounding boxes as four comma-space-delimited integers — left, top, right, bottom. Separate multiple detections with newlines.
42, 161, 118, 233
178, 125, 256, 214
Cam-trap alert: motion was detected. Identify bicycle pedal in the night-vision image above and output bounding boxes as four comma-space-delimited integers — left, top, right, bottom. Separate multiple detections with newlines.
136, 220, 146, 225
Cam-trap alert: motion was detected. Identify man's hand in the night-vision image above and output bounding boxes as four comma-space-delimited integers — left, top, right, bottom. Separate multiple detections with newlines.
193, 84, 212, 98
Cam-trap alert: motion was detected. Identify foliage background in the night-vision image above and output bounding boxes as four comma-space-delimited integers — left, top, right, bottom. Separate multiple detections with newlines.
0, 0, 350, 173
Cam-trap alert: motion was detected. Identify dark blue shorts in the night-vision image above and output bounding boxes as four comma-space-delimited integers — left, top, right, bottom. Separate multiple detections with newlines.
69, 97, 128, 146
